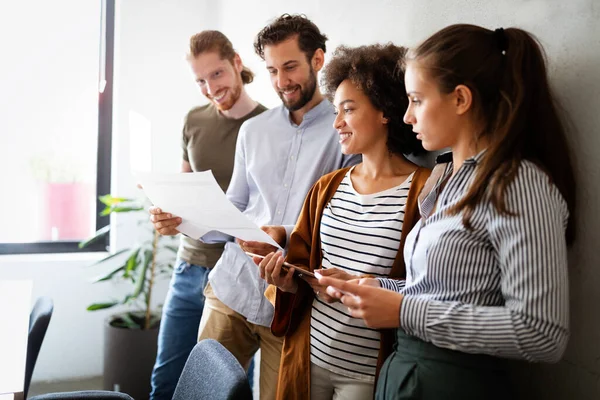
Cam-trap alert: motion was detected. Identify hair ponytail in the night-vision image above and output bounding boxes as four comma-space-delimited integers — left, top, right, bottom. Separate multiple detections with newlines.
407, 24, 576, 243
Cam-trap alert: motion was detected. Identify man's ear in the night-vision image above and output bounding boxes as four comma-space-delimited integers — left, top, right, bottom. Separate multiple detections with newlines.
311, 48, 325, 72
233, 53, 243, 73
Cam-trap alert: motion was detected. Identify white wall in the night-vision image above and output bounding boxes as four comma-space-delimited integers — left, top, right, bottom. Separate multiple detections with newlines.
1, 1, 598, 397
0, 0, 212, 383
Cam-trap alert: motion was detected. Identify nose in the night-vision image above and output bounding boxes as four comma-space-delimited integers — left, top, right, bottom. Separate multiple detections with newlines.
403, 105, 415, 125
333, 112, 345, 130
276, 71, 290, 89
206, 80, 219, 96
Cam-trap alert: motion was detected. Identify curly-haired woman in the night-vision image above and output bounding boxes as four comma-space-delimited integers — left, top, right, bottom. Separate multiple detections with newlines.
255, 44, 430, 400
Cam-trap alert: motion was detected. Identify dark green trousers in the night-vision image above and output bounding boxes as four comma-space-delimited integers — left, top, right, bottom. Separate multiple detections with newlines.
376, 330, 512, 400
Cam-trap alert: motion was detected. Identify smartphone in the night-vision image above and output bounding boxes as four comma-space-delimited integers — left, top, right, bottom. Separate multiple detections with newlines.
313, 271, 356, 297
244, 251, 315, 278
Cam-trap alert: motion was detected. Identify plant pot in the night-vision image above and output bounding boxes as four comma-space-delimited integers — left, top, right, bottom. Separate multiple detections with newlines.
103, 315, 160, 400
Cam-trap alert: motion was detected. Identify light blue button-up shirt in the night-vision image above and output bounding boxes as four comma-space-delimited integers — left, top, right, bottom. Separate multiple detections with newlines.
206, 99, 360, 327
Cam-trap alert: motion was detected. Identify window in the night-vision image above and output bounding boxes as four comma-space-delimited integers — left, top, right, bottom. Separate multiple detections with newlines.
0, 0, 114, 254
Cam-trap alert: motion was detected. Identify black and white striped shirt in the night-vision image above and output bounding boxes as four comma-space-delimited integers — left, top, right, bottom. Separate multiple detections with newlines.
379, 152, 570, 362
311, 169, 413, 381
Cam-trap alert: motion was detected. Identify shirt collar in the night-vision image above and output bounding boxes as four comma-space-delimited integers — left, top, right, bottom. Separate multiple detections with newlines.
435, 148, 487, 166
465, 149, 487, 165
281, 98, 332, 128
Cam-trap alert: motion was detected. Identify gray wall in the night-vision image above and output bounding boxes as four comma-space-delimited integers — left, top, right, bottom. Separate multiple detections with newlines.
128, 0, 599, 397
214, 1, 600, 398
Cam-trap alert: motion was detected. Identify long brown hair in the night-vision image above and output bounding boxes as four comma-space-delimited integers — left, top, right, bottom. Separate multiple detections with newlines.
188, 30, 254, 84
406, 24, 576, 244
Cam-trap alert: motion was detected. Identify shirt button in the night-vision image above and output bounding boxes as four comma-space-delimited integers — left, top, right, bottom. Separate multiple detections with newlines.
290, 155, 295, 160
297, 129, 302, 134
277, 210, 282, 215
284, 183, 288, 188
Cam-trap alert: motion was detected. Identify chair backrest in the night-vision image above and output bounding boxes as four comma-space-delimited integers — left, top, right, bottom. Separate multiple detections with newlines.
29, 390, 134, 400
172, 339, 252, 400
25, 297, 54, 399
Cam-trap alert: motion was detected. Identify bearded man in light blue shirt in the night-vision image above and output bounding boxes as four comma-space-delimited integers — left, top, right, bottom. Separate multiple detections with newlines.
150, 14, 359, 399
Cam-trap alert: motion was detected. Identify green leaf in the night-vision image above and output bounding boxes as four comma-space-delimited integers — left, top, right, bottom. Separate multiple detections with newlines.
130, 250, 152, 299
149, 314, 161, 328
110, 315, 143, 329
78, 225, 110, 248
123, 248, 142, 278
85, 248, 130, 268
87, 301, 119, 311
163, 245, 179, 254
99, 204, 144, 217
92, 264, 126, 283
99, 194, 134, 206
109, 320, 130, 329
121, 294, 134, 304
120, 313, 142, 329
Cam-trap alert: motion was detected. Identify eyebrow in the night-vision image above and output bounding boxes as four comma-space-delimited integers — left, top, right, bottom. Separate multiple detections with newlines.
407, 91, 422, 96
266, 60, 300, 70
337, 99, 355, 107
195, 67, 223, 81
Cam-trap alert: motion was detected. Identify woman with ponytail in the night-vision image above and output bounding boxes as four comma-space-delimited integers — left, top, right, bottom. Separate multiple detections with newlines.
318, 24, 576, 399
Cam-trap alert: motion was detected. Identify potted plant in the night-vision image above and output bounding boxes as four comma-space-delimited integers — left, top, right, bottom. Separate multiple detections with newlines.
80, 194, 178, 399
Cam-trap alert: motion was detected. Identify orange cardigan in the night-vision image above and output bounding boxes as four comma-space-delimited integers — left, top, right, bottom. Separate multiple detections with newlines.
265, 166, 431, 400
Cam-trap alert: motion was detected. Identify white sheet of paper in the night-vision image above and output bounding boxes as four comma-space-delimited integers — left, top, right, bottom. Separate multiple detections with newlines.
135, 171, 282, 249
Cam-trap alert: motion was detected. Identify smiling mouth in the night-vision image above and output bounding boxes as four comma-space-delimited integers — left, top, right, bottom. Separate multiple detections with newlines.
281, 86, 299, 97
339, 132, 352, 143
211, 90, 227, 102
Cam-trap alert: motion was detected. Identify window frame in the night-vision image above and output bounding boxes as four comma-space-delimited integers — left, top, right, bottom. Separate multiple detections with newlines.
0, 0, 115, 255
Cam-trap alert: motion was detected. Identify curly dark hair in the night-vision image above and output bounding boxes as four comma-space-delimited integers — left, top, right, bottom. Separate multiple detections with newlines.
254, 14, 328, 62
322, 44, 425, 156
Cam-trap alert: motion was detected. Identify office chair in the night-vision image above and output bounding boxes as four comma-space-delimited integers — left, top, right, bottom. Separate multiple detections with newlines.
172, 339, 252, 400
25, 297, 54, 399
29, 391, 134, 399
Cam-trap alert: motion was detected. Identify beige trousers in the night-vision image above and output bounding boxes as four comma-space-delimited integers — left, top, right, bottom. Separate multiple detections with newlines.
198, 283, 283, 400
310, 362, 374, 400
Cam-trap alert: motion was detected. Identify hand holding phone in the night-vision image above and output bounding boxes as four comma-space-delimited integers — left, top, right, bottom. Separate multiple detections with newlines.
314, 271, 357, 297
244, 251, 315, 278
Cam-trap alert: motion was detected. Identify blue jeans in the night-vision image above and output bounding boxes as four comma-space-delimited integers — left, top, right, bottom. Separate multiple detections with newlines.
150, 259, 209, 400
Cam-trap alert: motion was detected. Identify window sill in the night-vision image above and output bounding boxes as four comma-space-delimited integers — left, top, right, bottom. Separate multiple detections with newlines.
0, 251, 109, 263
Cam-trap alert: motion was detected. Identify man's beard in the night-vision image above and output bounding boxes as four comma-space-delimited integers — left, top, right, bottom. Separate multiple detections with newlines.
212, 77, 243, 111
279, 68, 317, 112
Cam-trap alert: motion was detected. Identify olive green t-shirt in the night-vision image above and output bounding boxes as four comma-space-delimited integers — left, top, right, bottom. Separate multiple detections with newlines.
178, 102, 267, 267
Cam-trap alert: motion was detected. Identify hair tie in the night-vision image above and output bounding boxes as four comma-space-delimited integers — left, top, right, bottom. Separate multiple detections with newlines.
494, 28, 508, 55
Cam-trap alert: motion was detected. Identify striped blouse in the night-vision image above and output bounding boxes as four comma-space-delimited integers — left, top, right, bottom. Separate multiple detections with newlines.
311, 169, 413, 381
378, 152, 570, 362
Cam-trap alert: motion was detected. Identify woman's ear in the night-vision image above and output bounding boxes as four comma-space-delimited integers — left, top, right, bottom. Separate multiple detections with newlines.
453, 84, 473, 116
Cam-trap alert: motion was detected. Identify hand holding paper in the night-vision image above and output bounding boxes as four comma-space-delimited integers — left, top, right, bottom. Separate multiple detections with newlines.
149, 206, 182, 236
136, 170, 282, 249
237, 225, 286, 256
